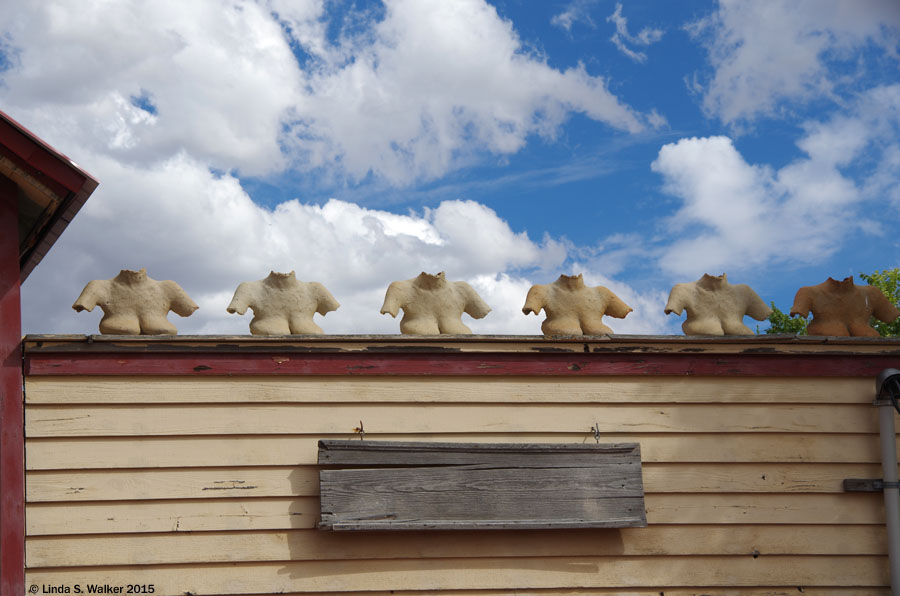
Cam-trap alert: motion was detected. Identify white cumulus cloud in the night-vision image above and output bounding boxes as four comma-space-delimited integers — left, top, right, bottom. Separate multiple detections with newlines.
688, 0, 900, 124
0, 0, 655, 186
282, 0, 651, 184
650, 85, 900, 276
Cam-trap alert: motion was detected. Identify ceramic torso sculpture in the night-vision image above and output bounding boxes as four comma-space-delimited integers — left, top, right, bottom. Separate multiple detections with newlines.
522, 274, 632, 335
664, 273, 771, 336
72, 268, 198, 335
380, 271, 491, 334
790, 276, 900, 337
227, 271, 340, 335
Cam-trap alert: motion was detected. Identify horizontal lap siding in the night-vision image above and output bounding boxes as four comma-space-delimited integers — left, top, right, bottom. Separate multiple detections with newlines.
24, 463, 889, 501
23, 370, 895, 594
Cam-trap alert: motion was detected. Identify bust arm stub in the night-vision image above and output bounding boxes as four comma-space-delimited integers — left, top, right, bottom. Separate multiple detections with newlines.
789, 287, 813, 319
522, 284, 547, 316
738, 284, 773, 322
164, 280, 200, 317
380, 282, 407, 318
458, 282, 491, 320
227, 282, 255, 315
604, 290, 633, 320
664, 284, 688, 316
867, 285, 900, 325
313, 283, 341, 316
72, 280, 107, 313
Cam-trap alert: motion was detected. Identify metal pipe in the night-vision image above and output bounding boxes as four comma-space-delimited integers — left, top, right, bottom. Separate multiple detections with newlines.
876, 368, 900, 596
877, 397, 900, 596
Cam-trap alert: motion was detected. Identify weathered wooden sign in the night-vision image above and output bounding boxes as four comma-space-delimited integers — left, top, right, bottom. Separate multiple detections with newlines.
318, 440, 645, 531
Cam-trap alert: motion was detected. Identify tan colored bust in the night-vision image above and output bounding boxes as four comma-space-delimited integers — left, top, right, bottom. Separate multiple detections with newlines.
522, 274, 632, 335
227, 271, 340, 335
790, 276, 900, 337
664, 273, 771, 336
380, 271, 491, 334
72, 268, 198, 335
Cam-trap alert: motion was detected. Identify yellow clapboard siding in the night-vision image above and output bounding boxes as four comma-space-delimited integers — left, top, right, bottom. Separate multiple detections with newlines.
25, 433, 886, 470
26, 497, 318, 535
644, 462, 888, 493
26, 467, 317, 502
23, 376, 873, 404
24, 403, 876, 437
22, 556, 890, 593
25, 525, 888, 567
25, 493, 886, 535
25, 463, 888, 502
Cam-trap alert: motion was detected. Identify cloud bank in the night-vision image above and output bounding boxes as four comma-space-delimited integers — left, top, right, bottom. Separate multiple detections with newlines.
22, 152, 673, 335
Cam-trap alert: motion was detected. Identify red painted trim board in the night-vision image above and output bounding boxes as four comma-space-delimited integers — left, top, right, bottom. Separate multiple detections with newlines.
23, 350, 900, 377
0, 176, 24, 596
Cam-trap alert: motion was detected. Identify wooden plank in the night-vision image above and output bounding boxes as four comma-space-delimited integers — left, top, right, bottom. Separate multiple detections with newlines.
23, 403, 878, 437
22, 556, 891, 593
23, 376, 874, 405
25, 525, 889, 567
24, 349, 900, 377
320, 466, 645, 531
25, 493, 887, 535
24, 433, 890, 470
327, 519, 647, 531
25, 463, 890, 502
317, 440, 640, 466
22, 332, 900, 350
23, 335, 592, 353
318, 441, 644, 530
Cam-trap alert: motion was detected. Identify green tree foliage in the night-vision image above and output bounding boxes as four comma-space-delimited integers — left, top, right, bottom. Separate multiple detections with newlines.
763, 268, 900, 336
763, 302, 808, 335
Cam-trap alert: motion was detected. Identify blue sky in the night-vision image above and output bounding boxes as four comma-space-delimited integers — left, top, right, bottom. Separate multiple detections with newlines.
3, 0, 900, 335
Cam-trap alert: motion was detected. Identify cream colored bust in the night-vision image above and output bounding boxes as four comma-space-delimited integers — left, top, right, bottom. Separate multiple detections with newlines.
523, 273, 632, 335
790, 276, 900, 337
664, 273, 771, 336
72, 268, 198, 335
380, 271, 491, 334
227, 271, 340, 335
